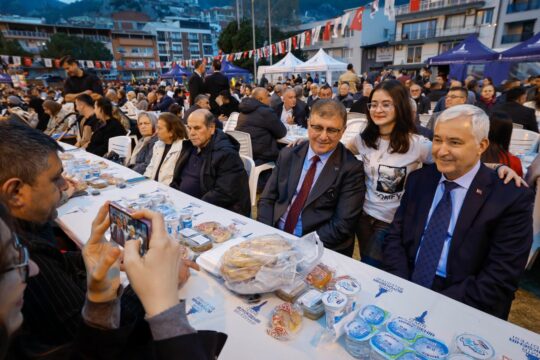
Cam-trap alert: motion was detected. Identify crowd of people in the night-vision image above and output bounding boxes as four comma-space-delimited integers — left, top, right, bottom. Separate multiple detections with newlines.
0, 54, 539, 358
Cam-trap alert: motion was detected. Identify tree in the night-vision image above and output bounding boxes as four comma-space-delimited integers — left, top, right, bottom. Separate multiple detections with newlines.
217, 20, 305, 73
40, 33, 113, 60
0, 32, 31, 57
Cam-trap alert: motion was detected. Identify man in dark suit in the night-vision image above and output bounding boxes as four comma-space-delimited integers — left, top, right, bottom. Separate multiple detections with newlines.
204, 59, 230, 116
152, 88, 175, 112
272, 88, 309, 128
382, 104, 533, 319
258, 99, 366, 256
187, 60, 206, 107
270, 84, 283, 109
493, 86, 539, 132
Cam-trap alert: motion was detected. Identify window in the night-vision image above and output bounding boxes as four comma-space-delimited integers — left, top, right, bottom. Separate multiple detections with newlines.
407, 45, 422, 63
402, 20, 437, 40
171, 45, 182, 53
366, 48, 376, 60
507, 0, 540, 13
203, 45, 213, 54
502, 20, 536, 43
202, 34, 212, 43
188, 33, 199, 42
189, 44, 200, 54
158, 44, 167, 53
170, 33, 181, 41
475, 9, 493, 25
439, 41, 461, 54
445, 14, 465, 29
344, 48, 353, 58
157, 31, 166, 41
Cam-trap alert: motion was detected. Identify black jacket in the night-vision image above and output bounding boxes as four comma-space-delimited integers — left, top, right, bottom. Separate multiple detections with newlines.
414, 95, 431, 115
204, 71, 229, 114
493, 101, 539, 132
236, 97, 287, 164
152, 96, 175, 112
187, 72, 205, 106
350, 96, 369, 114
272, 102, 308, 128
171, 130, 251, 216
218, 97, 239, 118
86, 119, 127, 157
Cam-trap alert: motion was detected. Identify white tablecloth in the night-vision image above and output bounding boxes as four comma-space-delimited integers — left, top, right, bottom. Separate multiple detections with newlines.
56, 143, 540, 359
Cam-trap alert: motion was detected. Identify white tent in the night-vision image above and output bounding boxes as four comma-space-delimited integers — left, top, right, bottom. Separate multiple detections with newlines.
293, 48, 348, 85
258, 52, 305, 75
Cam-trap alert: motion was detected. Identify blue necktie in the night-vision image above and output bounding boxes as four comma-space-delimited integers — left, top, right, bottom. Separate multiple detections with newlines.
412, 180, 459, 288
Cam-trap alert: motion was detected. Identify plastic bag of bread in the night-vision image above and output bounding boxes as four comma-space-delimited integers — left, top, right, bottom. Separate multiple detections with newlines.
219, 232, 323, 294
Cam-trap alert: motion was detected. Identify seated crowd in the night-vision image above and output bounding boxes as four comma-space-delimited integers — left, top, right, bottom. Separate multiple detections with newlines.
0, 57, 539, 358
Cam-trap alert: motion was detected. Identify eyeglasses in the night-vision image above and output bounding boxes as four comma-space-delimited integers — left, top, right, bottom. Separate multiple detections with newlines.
309, 123, 342, 136
447, 95, 465, 100
0, 234, 30, 283
367, 102, 394, 112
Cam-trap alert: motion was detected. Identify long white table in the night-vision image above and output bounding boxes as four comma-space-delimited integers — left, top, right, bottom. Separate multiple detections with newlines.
56, 143, 540, 359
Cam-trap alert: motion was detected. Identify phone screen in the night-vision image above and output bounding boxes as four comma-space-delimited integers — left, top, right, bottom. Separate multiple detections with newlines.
109, 203, 150, 255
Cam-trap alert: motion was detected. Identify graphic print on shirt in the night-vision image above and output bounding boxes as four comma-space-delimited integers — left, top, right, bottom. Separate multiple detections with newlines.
376, 164, 407, 194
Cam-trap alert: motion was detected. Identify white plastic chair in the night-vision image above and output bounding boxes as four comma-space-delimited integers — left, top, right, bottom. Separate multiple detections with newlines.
509, 129, 539, 155
108, 136, 132, 165
239, 155, 257, 216
341, 119, 367, 145
228, 130, 275, 206
512, 123, 524, 129
223, 112, 239, 132
419, 114, 431, 128
347, 112, 366, 121
527, 178, 540, 270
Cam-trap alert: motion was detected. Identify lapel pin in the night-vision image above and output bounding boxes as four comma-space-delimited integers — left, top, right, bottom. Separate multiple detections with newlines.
476, 188, 483, 195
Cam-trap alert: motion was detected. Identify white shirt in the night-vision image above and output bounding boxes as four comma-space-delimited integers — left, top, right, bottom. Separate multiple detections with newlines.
280, 106, 293, 126
351, 134, 433, 223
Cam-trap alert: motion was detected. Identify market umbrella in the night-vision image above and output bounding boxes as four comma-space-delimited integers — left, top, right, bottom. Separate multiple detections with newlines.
426, 35, 499, 65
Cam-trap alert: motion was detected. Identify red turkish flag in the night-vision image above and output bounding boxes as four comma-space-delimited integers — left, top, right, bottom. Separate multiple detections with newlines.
105, 61, 111, 69
350, 7, 365, 31
323, 21, 332, 41
305, 31, 311, 46
409, 0, 420, 11
95, 61, 102, 69
292, 36, 298, 49
23, 57, 32, 67
54, 59, 61, 68
272, 44, 277, 56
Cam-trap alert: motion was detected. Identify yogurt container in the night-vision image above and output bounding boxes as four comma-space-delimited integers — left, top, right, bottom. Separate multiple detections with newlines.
345, 318, 376, 359
386, 317, 420, 344
370, 331, 406, 360
448, 355, 475, 360
411, 336, 449, 360
334, 278, 361, 313
396, 351, 428, 360
359, 305, 390, 327
321, 290, 347, 330
297, 289, 325, 320
452, 334, 494, 360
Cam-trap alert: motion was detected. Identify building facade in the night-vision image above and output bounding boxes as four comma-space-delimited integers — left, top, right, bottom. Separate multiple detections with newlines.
492, 0, 540, 49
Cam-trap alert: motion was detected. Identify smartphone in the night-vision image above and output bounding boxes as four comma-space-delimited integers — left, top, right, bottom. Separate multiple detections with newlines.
109, 202, 151, 255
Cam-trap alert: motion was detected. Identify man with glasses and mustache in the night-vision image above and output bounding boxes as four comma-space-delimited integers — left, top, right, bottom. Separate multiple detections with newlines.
426, 87, 468, 131
258, 99, 366, 256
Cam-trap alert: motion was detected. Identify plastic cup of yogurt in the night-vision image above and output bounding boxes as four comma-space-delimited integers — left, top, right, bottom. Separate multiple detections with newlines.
321, 290, 348, 331
451, 334, 495, 360
335, 278, 361, 313
358, 304, 390, 328
386, 317, 421, 344
370, 331, 406, 360
344, 318, 376, 359
411, 336, 449, 360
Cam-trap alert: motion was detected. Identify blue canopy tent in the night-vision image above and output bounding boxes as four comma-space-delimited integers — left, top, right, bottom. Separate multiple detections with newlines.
0, 73, 12, 84
499, 32, 540, 61
220, 60, 251, 82
160, 65, 191, 81
426, 35, 499, 65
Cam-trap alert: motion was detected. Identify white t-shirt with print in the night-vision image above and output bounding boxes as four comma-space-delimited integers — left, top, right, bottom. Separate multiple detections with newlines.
352, 134, 433, 223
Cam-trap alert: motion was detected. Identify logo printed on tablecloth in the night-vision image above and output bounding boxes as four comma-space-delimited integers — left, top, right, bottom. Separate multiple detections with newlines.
373, 277, 404, 298
234, 301, 268, 325
186, 296, 215, 316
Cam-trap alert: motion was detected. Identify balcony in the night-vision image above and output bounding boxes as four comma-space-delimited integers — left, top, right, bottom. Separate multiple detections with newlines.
2, 29, 49, 39
395, 0, 485, 19
389, 25, 480, 44
501, 32, 534, 44
506, 0, 540, 13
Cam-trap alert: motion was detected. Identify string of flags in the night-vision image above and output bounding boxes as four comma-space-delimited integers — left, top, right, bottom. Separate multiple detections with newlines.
0, 0, 416, 70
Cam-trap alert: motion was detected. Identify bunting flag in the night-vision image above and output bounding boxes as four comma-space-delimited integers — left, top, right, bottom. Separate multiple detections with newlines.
300, 32, 305, 49
12, 56, 21, 66
105, 61, 111, 69
54, 59, 61, 68
281, 41, 286, 54
305, 30, 311, 46
0, 55, 9, 65
77, 60, 85, 68
292, 36, 298, 50
287, 38, 291, 52
370, 0, 379, 18
350, 7, 365, 31
249, 50, 253, 58
95, 61, 102, 69
333, 16, 342, 38
23, 57, 32, 67
384, 0, 395, 21
44, 58, 52, 68
86, 60, 94, 68
410, 0, 420, 11
111, 61, 117, 69
323, 21, 332, 41
313, 25, 322, 44
341, 12, 351, 35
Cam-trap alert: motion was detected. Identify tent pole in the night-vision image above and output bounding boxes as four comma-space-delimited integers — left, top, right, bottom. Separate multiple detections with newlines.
251, 0, 257, 81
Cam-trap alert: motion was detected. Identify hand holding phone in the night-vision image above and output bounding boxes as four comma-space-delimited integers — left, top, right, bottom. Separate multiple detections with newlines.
109, 202, 151, 255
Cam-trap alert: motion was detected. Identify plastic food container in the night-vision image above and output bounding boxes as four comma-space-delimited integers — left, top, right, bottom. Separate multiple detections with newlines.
296, 289, 325, 320
370, 331, 406, 360
165, 215, 179, 237
344, 318, 376, 359
396, 351, 428, 360
452, 334, 494, 360
334, 278, 361, 313
305, 263, 333, 289
275, 278, 308, 303
321, 290, 347, 329
386, 317, 421, 344
358, 305, 390, 328
411, 336, 449, 360
186, 234, 213, 253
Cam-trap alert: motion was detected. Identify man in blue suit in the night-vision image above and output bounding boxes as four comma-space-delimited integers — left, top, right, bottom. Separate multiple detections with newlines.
383, 104, 533, 320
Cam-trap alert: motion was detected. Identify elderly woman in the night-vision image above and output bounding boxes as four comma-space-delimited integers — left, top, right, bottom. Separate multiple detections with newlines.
43, 100, 76, 135
128, 112, 159, 174
144, 113, 187, 185
126, 91, 137, 103
136, 93, 149, 111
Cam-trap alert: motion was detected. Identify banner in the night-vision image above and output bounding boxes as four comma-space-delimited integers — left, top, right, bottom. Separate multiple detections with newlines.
350, 7, 364, 31
341, 12, 351, 35
323, 21, 332, 41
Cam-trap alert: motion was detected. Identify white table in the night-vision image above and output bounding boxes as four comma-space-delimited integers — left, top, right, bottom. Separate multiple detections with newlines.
278, 127, 308, 145
56, 143, 540, 360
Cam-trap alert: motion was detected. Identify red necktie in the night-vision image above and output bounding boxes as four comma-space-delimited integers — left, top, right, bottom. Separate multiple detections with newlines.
284, 155, 320, 234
